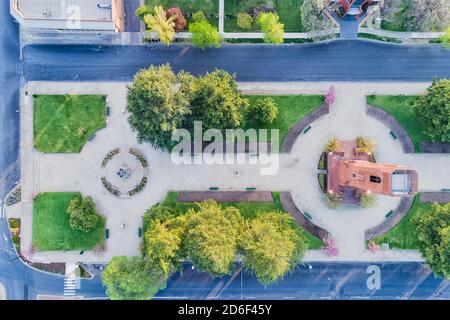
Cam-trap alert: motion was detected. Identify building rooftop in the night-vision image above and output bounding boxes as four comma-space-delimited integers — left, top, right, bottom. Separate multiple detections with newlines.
14, 0, 113, 22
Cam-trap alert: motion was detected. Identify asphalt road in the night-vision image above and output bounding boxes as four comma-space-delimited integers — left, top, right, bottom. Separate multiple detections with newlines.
158, 262, 450, 300
23, 40, 450, 82
0, 0, 20, 201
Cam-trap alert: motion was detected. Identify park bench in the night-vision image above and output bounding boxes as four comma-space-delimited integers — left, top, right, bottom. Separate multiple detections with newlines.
209, 187, 219, 191
303, 126, 312, 134
389, 131, 398, 140
385, 210, 394, 218
303, 212, 312, 220
105, 228, 109, 239
246, 187, 256, 191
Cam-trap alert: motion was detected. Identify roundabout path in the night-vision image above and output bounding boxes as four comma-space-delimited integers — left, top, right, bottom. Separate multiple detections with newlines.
19, 81, 450, 263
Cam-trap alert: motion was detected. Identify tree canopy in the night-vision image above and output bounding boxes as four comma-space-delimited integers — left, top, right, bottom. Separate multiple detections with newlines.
237, 12, 253, 30
186, 70, 249, 131
66, 196, 101, 232
184, 200, 244, 277
241, 212, 307, 285
405, 0, 449, 32
144, 6, 176, 45
144, 220, 183, 276
246, 97, 278, 124
101, 256, 167, 300
126, 64, 191, 151
188, 11, 222, 49
414, 203, 450, 279
166, 7, 186, 32
257, 12, 284, 44
412, 79, 450, 142
301, 0, 333, 32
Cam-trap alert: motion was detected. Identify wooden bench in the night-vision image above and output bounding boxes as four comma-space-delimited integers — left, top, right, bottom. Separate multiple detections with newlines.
385, 210, 394, 218
389, 131, 398, 140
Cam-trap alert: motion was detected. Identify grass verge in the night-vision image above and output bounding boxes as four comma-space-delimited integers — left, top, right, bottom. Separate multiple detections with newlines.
373, 195, 430, 249
32, 192, 105, 251
367, 95, 427, 152
33, 95, 106, 153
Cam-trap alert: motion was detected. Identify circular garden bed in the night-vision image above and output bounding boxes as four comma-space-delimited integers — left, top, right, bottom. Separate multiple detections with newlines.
100, 148, 149, 198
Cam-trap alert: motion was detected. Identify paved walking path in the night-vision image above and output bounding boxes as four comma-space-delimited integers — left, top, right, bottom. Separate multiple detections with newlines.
17, 81, 450, 263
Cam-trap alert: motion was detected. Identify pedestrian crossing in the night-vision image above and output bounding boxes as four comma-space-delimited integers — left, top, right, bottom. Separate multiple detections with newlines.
63, 278, 78, 296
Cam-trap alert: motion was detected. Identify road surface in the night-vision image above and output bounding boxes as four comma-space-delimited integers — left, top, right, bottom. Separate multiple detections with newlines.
23, 40, 450, 82
0, 0, 20, 201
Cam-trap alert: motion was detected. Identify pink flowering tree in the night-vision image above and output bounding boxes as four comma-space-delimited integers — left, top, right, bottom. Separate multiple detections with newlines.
368, 241, 380, 253
322, 237, 339, 256
325, 86, 336, 104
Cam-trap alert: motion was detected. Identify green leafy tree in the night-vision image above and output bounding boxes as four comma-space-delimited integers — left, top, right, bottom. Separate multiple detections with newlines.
301, 0, 333, 32
126, 64, 191, 151
192, 10, 207, 23
237, 12, 253, 30
246, 97, 278, 124
102, 256, 167, 300
405, 0, 449, 32
188, 12, 222, 49
144, 220, 182, 276
184, 200, 243, 277
414, 203, 450, 279
144, 6, 176, 45
241, 212, 307, 286
412, 79, 450, 142
66, 196, 101, 232
257, 12, 284, 44
135, 5, 152, 20
436, 28, 450, 47
144, 205, 178, 223
186, 69, 249, 131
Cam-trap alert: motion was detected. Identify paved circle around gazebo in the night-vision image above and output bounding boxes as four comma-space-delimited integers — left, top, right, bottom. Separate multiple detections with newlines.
104, 152, 144, 191
100, 148, 148, 198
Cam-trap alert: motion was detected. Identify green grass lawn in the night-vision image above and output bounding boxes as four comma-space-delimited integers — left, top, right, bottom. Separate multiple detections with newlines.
32, 193, 105, 251
33, 95, 106, 153
242, 95, 324, 145
373, 195, 430, 249
146, 192, 323, 250
367, 95, 427, 152
224, 0, 304, 32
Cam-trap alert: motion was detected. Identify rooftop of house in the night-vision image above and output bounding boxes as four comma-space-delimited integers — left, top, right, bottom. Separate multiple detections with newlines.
14, 0, 113, 21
